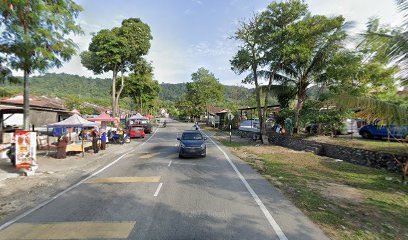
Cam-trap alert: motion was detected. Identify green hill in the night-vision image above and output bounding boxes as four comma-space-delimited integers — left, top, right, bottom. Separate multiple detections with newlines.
0, 73, 254, 107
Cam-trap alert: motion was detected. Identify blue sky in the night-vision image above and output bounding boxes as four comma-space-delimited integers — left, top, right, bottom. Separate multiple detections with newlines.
46, 0, 403, 85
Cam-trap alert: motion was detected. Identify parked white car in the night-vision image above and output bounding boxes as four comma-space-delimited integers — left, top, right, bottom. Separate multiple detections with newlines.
340, 118, 359, 135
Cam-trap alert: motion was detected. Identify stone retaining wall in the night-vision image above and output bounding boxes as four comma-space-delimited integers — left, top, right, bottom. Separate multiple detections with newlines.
268, 132, 407, 172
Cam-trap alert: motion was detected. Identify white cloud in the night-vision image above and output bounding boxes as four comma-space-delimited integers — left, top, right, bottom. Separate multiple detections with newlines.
306, 0, 403, 34
192, 0, 202, 4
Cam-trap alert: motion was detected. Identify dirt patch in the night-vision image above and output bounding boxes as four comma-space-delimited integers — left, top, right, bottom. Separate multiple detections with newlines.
244, 145, 304, 155
314, 182, 365, 204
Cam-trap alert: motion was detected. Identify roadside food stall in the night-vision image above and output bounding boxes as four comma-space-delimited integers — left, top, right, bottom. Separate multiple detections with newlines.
88, 113, 118, 129
47, 114, 98, 156
88, 113, 118, 149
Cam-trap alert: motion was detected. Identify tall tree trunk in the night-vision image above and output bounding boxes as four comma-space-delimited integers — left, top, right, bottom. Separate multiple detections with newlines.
294, 77, 307, 133
261, 70, 277, 136
23, 69, 30, 130
140, 91, 143, 113
115, 65, 125, 118
252, 63, 263, 143
111, 65, 117, 117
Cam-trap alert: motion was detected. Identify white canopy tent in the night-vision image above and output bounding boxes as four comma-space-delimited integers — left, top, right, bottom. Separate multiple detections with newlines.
128, 113, 146, 120
47, 114, 97, 128
47, 114, 98, 157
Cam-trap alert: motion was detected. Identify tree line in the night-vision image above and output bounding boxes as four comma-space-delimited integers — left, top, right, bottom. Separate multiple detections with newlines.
230, 0, 407, 141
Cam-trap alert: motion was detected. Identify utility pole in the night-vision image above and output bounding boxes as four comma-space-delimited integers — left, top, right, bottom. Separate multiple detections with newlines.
227, 112, 234, 144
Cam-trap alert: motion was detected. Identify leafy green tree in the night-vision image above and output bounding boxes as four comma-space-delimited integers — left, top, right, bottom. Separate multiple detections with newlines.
176, 95, 194, 119
81, 18, 152, 117
161, 100, 179, 117
284, 14, 347, 132
65, 95, 82, 110
0, 0, 83, 129
185, 68, 224, 120
121, 59, 160, 114
318, 49, 399, 102
257, 0, 308, 131
231, 14, 265, 141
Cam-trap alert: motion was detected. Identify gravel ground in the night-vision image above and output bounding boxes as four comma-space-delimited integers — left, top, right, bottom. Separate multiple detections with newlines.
0, 140, 140, 223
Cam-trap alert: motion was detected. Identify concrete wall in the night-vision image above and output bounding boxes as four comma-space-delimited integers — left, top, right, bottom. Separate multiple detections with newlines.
29, 110, 72, 128
268, 132, 407, 173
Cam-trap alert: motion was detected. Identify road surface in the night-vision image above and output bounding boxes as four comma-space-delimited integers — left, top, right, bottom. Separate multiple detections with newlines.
0, 119, 328, 240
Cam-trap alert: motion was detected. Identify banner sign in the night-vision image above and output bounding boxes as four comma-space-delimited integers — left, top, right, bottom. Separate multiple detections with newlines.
15, 131, 37, 169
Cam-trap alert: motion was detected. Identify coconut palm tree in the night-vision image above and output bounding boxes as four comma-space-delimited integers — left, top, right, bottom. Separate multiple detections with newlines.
363, 0, 408, 85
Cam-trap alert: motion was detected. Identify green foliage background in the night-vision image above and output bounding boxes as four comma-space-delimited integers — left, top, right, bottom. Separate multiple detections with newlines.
0, 73, 255, 109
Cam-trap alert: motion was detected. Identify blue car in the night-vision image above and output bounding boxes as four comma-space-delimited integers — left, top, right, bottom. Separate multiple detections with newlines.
359, 124, 408, 139
177, 130, 207, 158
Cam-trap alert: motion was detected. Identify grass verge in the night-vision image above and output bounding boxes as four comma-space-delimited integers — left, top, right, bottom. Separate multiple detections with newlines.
305, 135, 407, 155
220, 141, 408, 240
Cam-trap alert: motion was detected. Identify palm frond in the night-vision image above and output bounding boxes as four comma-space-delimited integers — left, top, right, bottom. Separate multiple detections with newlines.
396, 0, 408, 28
329, 95, 408, 125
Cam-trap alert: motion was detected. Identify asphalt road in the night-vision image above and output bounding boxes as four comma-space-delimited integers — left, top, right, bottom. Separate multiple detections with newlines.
0, 119, 328, 240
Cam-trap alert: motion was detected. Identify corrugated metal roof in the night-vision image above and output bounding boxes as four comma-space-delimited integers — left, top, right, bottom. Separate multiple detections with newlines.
0, 95, 66, 110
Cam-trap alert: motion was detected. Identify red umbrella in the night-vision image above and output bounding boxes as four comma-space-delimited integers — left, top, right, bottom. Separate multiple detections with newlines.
145, 114, 154, 119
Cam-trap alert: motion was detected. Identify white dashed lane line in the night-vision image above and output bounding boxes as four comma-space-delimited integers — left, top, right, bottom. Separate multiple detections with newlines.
153, 183, 163, 197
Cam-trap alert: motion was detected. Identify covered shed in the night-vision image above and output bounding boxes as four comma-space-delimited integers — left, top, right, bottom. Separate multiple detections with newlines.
238, 105, 281, 120
0, 95, 71, 130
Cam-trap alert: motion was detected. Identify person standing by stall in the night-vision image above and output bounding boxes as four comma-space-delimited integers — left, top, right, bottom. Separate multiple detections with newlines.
100, 130, 107, 150
56, 134, 69, 159
91, 127, 99, 153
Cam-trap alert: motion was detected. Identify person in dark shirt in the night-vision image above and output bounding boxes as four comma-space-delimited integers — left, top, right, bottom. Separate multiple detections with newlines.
91, 128, 99, 153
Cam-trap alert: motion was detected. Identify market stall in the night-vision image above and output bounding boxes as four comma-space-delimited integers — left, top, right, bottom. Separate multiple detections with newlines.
88, 113, 118, 129
47, 114, 98, 157
88, 113, 118, 150
128, 113, 148, 125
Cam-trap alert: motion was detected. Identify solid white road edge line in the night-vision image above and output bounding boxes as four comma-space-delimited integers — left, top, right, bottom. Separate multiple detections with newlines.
154, 182, 163, 197
202, 132, 288, 240
168, 160, 172, 167
0, 127, 160, 231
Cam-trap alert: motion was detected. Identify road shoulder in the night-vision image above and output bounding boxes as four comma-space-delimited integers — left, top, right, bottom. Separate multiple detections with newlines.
202, 130, 329, 240
0, 140, 140, 224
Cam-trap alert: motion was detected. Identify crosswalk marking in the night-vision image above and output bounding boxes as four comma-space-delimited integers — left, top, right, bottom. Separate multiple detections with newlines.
0, 221, 136, 240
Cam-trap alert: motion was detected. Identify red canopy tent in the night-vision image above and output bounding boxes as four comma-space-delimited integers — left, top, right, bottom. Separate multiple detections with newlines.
88, 113, 118, 129
87, 113, 117, 122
